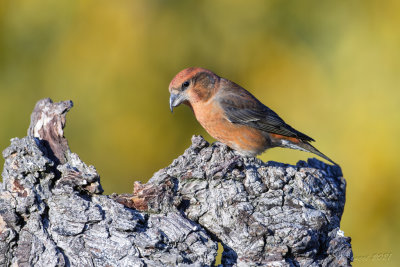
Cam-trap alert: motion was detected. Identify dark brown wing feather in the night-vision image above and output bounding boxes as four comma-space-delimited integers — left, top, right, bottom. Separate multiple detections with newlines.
217, 80, 315, 142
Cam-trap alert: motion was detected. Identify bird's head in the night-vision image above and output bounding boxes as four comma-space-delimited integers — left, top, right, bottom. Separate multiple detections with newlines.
169, 67, 219, 112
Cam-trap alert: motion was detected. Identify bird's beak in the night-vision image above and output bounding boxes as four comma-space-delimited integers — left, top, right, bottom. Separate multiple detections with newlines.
169, 92, 186, 113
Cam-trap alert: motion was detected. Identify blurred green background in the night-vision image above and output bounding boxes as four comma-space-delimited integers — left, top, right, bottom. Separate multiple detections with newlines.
1, 0, 399, 266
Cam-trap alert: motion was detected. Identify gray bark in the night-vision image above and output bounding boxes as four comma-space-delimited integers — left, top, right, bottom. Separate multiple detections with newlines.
0, 98, 353, 266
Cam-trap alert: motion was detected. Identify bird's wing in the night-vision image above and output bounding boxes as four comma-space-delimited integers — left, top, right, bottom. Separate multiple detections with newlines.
217, 85, 315, 142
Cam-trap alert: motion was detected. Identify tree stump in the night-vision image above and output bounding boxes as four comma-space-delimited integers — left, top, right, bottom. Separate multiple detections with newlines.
0, 98, 353, 266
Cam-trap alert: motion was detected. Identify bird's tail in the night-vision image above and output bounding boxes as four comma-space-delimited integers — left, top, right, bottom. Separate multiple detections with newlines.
279, 139, 337, 165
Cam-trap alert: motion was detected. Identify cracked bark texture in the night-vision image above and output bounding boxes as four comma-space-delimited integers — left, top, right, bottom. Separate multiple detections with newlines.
0, 98, 353, 267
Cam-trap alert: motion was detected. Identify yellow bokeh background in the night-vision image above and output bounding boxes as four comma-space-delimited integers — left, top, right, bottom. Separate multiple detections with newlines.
1, 1, 399, 266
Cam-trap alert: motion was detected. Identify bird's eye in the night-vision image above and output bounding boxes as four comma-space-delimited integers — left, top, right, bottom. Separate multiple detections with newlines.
182, 81, 190, 90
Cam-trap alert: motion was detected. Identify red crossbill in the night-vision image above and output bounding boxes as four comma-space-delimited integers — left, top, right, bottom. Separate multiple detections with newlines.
169, 67, 336, 165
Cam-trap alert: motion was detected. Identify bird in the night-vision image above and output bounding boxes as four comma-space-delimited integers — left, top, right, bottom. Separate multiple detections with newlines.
169, 67, 336, 165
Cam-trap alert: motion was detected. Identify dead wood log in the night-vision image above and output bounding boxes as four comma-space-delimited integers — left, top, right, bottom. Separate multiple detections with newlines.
0, 98, 353, 266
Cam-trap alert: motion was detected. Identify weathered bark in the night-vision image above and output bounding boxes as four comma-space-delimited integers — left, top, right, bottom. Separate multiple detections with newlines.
0, 98, 353, 266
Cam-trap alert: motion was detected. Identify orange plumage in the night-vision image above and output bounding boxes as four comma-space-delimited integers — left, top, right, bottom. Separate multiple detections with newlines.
169, 67, 336, 165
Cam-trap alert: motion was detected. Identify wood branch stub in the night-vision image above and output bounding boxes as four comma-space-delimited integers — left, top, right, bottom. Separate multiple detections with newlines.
28, 98, 73, 165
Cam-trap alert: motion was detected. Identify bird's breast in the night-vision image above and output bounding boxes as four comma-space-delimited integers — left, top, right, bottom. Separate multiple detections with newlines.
191, 100, 270, 157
